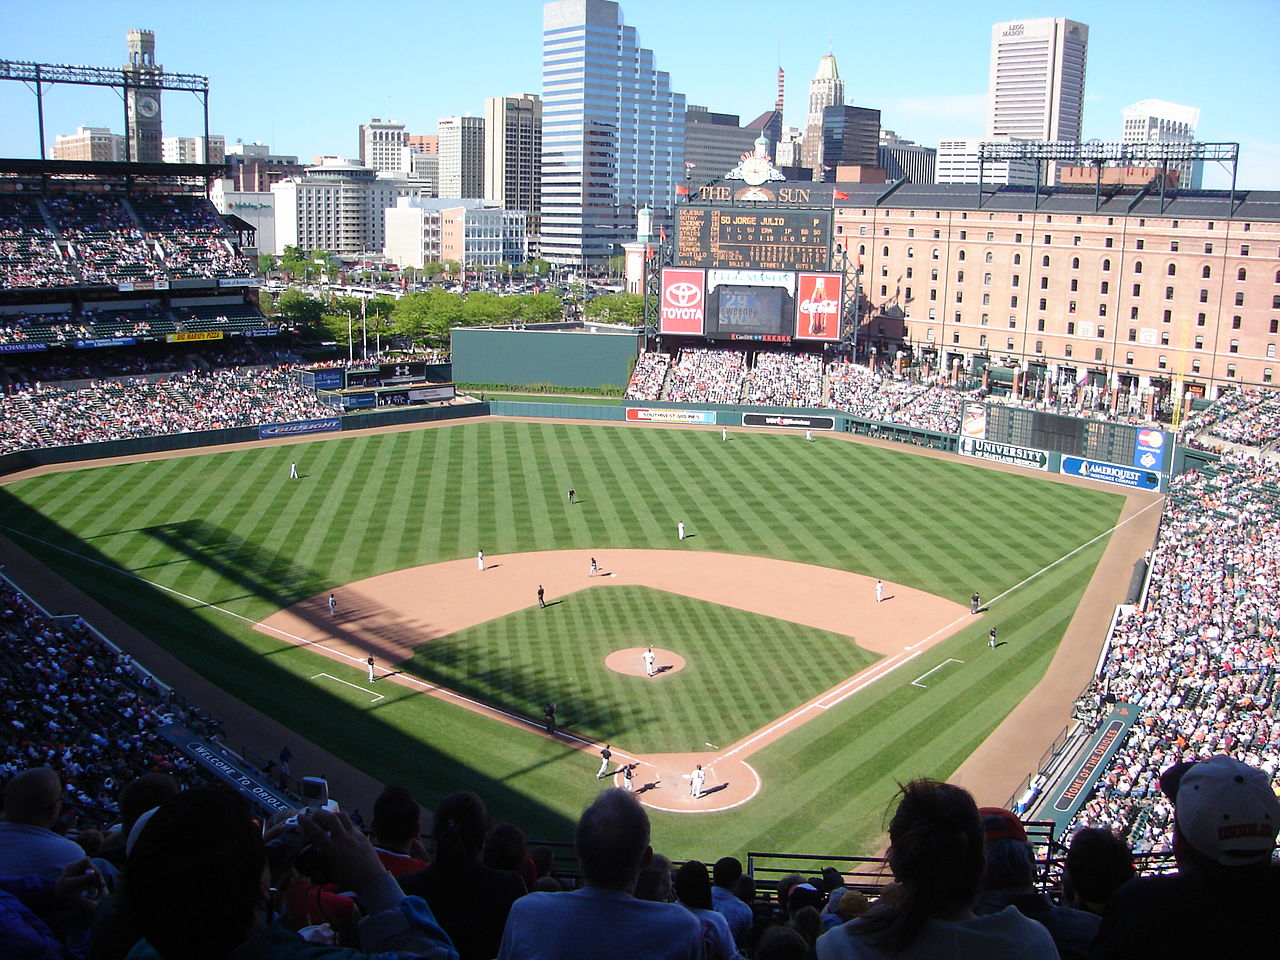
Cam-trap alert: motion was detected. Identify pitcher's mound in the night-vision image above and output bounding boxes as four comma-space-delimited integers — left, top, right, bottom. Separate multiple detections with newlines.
607, 647, 686, 677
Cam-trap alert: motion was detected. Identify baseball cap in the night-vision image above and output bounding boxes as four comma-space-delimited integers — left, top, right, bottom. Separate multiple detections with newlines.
1163, 755, 1280, 867
979, 806, 1029, 843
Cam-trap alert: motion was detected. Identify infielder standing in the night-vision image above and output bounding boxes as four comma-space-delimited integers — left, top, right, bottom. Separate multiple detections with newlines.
537, 585, 546, 608
875, 579, 884, 603
589, 557, 598, 577
643, 646, 655, 677
477, 550, 485, 572
677, 521, 686, 541
328, 593, 337, 617
367, 655, 376, 683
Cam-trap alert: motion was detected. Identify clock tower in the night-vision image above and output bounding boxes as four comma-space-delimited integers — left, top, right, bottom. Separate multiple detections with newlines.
123, 29, 163, 162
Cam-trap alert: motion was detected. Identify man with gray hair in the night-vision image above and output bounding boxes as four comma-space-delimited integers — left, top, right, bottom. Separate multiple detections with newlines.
0, 767, 86, 879
498, 789, 702, 959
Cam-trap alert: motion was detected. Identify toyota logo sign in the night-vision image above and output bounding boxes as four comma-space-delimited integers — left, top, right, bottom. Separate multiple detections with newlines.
665, 282, 702, 307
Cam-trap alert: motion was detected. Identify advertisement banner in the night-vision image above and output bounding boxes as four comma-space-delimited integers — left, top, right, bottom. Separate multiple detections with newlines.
304, 368, 344, 391
625, 408, 716, 424
408, 384, 456, 402
117, 280, 170, 292
960, 402, 987, 439
958, 437, 1049, 470
1133, 428, 1166, 471
243, 327, 277, 338
217, 277, 257, 287
742, 413, 835, 430
0, 342, 47, 354
166, 331, 224, 343
258, 418, 342, 440
659, 268, 707, 334
73, 337, 137, 350
158, 723, 293, 814
1062, 456, 1160, 489
794, 273, 842, 340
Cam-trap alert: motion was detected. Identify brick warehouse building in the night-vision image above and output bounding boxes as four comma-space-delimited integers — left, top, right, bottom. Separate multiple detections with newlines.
830, 181, 1280, 402
680, 179, 1280, 405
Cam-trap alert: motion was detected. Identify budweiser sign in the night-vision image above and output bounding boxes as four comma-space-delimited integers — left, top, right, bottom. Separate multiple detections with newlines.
660, 268, 706, 334
795, 273, 841, 340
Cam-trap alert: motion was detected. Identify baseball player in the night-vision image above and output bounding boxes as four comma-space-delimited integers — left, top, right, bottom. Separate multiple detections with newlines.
623, 764, 634, 792
677, 521, 686, 541
589, 557, 598, 577
643, 646, 655, 677
328, 593, 337, 617
722, 426, 728, 442
805, 429, 813, 442
597, 744, 612, 779
367, 655, 376, 683
567, 488, 575, 504
989, 626, 999, 649
537, 585, 546, 608
875, 579, 884, 603
289, 461, 298, 479
690, 764, 705, 798
477, 549, 485, 572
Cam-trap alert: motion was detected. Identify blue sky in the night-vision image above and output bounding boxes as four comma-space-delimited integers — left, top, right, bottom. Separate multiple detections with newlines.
3, 1, 1278, 188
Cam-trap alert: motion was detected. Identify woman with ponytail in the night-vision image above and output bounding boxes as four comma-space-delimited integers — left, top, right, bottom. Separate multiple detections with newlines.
815, 780, 1059, 959
400, 791, 528, 960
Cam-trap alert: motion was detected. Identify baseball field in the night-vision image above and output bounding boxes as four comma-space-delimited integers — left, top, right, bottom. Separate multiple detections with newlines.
0, 419, 1132, 860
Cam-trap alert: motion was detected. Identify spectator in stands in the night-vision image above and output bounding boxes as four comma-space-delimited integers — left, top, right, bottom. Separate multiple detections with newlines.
755, 925, 808, 960
122, 786, 456, 959
1061, 828, 1134, 917
974, 807, 1099, 960
673, 859, 740, 960
529, 845, 562, 892
0, 767, 87, 879
482, 822, 536, 892
711, 856, 753, 949
634, 852, 675, 903
370, 786, 429, 879
400, 791, 526, 960
0, 856, 102, 959
97, 774, 179, 871
498, 788, 703, 960
815, 779, 1058, 959
1091, 755, 1280, 958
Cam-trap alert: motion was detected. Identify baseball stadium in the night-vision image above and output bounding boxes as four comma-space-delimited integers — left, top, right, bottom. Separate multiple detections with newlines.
1, 147, 1278, 954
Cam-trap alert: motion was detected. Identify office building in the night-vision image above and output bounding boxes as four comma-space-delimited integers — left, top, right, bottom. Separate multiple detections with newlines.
359, 119, 411, 175
484, 94, 542, 240
162, 135, 225, 165
685, 106, 759, 183
936, 137, 1038, 186
540, 0, 685, 266
52, 127, 125, 162
1122, 99, 1202, 189
801, 53, 845, 177
384, 197, 527, 270
878, 131, 936, 184
272, 159, 431, 255
438, 116, 485, 199
223, 143, 304, 193
821, 105, 880, 176
988, 17, 1088, 184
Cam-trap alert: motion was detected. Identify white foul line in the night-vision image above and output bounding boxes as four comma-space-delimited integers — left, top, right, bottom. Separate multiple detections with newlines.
313, 672, 385, 702
911, 658, 965, 688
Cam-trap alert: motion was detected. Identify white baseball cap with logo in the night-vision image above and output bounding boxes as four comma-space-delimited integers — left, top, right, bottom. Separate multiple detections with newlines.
1171, 755, 1280, 867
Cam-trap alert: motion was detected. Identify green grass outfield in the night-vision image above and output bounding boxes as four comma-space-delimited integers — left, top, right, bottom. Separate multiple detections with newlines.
0, 421, 1124, 860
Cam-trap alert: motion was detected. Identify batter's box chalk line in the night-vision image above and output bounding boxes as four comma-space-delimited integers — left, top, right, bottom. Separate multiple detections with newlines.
911, 659, 964, 688
312, 672, 386, 702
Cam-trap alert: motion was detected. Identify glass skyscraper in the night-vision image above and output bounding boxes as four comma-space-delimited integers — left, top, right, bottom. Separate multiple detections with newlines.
541, 0, 685, 267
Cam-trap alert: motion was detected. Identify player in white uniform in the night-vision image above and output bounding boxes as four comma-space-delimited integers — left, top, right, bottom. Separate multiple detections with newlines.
690, 764, 705, 798
643, 647, 656, 677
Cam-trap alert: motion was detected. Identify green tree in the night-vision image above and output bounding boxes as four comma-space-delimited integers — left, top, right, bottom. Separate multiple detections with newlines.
584, 292, 644, 325
258, 253, 277, 274
461, 291, 504, 326
422, 261, 445, 283
277, 289, 325, 328
522, 258, 551, 279
607, 254, 626, 278
520, 292, 564, 323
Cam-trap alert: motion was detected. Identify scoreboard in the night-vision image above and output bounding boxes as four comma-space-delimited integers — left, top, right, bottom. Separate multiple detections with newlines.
677, 207, 832, 271
984, 407, 1147, 465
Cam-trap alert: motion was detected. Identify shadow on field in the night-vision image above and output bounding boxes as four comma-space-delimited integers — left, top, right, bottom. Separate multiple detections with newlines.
0, 489, 576, 843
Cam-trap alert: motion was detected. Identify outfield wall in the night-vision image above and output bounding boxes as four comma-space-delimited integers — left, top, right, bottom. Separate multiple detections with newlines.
451, 327, 640, 389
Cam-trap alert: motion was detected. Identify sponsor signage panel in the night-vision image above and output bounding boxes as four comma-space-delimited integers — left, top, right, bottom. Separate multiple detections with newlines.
243, 327, 277, 338
1062, 456, 1160, 489
258, 418, 341, 440
408, 384, 455, 402
1040, 703, 1138, 831
73, 337, 137, 350
0, 342, 47, 354
660, 268, 706, 334
960, 402, 987, 439
794, 272, 841, 340
625, 408, 716, 424
1133, 428, 1166, 471
166, 331, 224, 343
217, 277, 257, 287
742, 413, 835, 430
306, 368, 345, 390
958, 437, 1049, 470
117, 280, 170, 292
159, 724, 293, 814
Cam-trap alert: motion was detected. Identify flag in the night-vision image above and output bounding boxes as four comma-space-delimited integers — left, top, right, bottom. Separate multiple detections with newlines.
659, 226, 668, 243
856, 255, 863, 270
834, 189, 849, 200
645, 243, 654, 260
675, 183, 690, 195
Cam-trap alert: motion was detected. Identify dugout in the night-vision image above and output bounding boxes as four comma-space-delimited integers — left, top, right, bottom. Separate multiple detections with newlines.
451, 322, 641, 390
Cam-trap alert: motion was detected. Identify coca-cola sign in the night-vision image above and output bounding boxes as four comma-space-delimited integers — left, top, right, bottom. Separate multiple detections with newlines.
660, 268, 706, 334
794, 272, 841, 341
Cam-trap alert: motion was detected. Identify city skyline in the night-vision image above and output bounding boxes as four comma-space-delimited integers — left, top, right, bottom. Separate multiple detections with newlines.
2, 0, 1278, 189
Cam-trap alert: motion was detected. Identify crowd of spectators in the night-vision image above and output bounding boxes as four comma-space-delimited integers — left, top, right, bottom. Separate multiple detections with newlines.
742, 352, 824, 408
1070, 452, 1280, 854
0, 367, 332, 452
623, 351, 671, 401
1, 191, 251, 290
1183, 388, 1280, 451
662, 347, 747, 404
